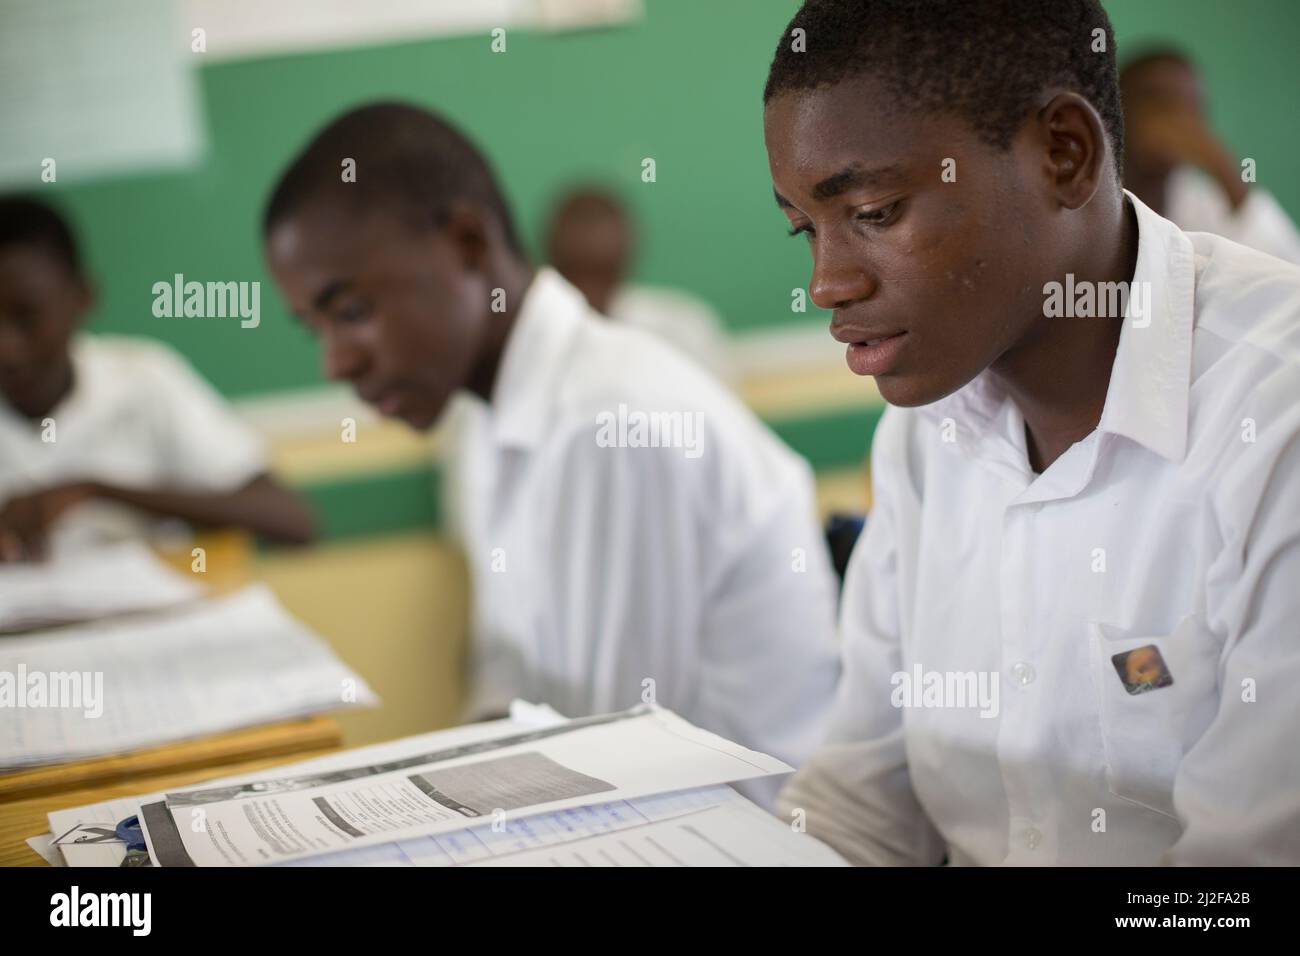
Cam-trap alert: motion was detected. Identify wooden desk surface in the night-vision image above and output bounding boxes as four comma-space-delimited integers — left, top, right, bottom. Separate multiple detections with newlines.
0, 534, 350, 865
0, 716, 343, 867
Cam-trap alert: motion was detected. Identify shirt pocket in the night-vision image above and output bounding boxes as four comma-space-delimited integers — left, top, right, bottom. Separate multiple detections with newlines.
1087, 614, 1221, 820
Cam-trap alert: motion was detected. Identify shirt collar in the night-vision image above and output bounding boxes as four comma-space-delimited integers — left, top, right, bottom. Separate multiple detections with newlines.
1095, 191, 1195, 463
920, 190, 1195, 465
485, 267, 588, 449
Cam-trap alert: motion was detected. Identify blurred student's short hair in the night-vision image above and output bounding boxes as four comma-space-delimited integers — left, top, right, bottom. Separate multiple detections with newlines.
263, 101, 524, 255
0, 196, 83, 276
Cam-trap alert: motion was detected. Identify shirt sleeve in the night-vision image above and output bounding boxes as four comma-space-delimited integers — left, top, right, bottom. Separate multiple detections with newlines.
140, 343, 267, 492
526, 412, 840, 812
528, 419, 706, 720
683, 446, 840, 810
776, 408, 947, 865
1164, 394, 1300, 865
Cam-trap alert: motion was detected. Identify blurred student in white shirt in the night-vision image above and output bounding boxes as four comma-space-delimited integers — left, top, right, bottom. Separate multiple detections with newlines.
1121, 47, 1300, 266
544, 186, 735, 383
765, 0, 1300, 864
0, 197, 314, 561
261, 103, 841, 806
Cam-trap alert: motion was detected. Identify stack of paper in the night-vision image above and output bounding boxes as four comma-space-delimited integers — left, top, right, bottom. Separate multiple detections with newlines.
40, 704, 847, 867
0, 541, 203, 633
0, 584, 378, 769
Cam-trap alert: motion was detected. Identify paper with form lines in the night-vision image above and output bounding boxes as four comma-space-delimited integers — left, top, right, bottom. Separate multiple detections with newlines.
137, 705, 796, 866
468, 797, 848, 867
0, 584, 376, 769
0, 541, 202, 634
281, 784, 738, 866
44, 710, 845, 867
48, 718, 533, 867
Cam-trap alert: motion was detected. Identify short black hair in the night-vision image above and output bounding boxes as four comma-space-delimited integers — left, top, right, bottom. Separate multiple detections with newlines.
263, 101, 524, 255
0, 195, 83, 276
764, 0, 1125, 163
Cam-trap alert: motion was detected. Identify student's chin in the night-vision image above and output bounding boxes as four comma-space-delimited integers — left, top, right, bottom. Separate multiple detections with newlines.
874, 376, 932, 409
874, 373, 964, 410
401, 402, 449, 432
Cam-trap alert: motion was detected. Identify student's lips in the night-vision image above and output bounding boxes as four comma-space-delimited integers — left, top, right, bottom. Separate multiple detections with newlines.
845, 332, 907, 376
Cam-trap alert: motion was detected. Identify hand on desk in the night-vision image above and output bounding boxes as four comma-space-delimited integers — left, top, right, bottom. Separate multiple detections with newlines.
0, 481, 95, 562
0, 474, 315, 562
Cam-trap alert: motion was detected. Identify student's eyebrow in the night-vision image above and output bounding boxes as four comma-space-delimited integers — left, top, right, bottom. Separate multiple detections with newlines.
774, 163, 905, 210
812, 163, 904, 201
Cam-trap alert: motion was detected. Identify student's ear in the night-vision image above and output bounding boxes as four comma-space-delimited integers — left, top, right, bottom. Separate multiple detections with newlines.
56, 272, 95, 331
442, 201, 492, 274
1036, 92, 1108, 210
73, 275, 96, 322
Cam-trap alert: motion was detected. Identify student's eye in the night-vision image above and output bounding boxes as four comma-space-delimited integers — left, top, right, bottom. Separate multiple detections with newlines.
787, 223, 814, 242
334, 301, 371, 324
854, 201, 901, 227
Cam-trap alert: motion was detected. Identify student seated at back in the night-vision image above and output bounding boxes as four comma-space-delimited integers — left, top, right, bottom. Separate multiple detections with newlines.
764, 0, 1300, 864
259, 103, 841, 808
543, 186, 735, 384
1120, 48, 1300, 266
0, 196, 314, 561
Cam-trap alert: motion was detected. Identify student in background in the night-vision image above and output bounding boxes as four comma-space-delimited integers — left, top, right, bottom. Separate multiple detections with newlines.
261, 103, 840, 806
1121, 48, 1300, 265
0, 197, 314, 561
765, 0, 1300, 864
544, 186, 735, 383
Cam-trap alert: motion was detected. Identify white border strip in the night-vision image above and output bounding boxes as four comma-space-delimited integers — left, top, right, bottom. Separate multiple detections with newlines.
234, 321, 847, 438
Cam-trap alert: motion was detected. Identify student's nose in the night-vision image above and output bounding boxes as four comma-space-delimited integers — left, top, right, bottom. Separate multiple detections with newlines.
809, 238, 878, 312
321, 327, 368, 382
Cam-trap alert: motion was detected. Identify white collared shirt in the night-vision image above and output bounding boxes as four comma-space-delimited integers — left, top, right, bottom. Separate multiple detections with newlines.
778, 194, 1300, 865
1167, 166, 1300, 266
447, 269, 841, 804
609, 284, 735, 384
0, 335, 266, 555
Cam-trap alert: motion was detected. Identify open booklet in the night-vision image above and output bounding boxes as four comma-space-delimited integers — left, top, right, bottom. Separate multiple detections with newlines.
1, 583, 378, 769
0, 540, 202, 634
44, 705, 847, 867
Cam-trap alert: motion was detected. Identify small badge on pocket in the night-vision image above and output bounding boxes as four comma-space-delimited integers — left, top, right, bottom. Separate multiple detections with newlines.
1111, 644, 1174, 695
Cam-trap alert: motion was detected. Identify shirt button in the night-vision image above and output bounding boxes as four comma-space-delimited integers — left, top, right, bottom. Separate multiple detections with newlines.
1012, 661, 1036, 686
1023, 827, 1043, 850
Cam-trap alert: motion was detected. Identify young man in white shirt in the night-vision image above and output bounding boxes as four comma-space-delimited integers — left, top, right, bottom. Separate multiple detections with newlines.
261, 103, 841, 803
0, 197, 314, 560
1120, 48, 1300, 266
764, 0, 1300, 864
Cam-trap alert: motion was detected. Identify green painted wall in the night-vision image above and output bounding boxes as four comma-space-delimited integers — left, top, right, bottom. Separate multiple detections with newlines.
35, 0, 1300, 400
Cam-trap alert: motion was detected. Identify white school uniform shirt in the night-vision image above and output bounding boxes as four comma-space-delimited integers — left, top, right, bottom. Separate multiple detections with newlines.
0, 335, 266, 556
1166, 166, 1300, 266
608, 284, 735, 384
447, 268, 841, 802
778, 193, 1300, 865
